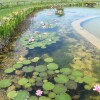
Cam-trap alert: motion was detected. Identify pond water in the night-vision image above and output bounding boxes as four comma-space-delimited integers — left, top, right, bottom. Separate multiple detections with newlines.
82, 17, 100, 39
0, 7, 100, 100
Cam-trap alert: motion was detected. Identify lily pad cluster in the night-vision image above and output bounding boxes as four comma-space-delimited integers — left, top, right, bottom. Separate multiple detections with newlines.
20, 32, 59, 49
0, 56, 96, 100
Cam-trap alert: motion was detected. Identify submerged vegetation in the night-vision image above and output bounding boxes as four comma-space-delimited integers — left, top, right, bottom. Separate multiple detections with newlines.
0, 56, 97, 100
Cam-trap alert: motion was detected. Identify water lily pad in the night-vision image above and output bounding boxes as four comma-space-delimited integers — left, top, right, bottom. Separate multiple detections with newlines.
22, 66, 34, 73
75, 77, 83, 83
29, 78, 35, 84
53, 84, 67, 94
43, 82, 54, 90
36, 81, 43, 86
7, 91, 17, 99
39, 96, 51, 100
22, 60, 31, 65
29, 96, 38, 100
72, 70, 83, 77
0, 79, 11, 89
32, 57, 40, 62
35, 65, 47, 72
55, 70, 60, 73
54, 74, 69, 83
4, 68, 15, 74
60, 68, 72, 75
14, 90, 29, 100
65, 80, 77, 90
13, 63, 23, 69
24, 83, 31, 88
47, 63, 58, 70
84, 85, 91, 90
83, 76, 94, 84
44, 57, 53, 63
39, 72, 48, 78
55, 93, 71, 100
47, 70, 54, 75
18, 78, 28, 85
49, 92, 56, 98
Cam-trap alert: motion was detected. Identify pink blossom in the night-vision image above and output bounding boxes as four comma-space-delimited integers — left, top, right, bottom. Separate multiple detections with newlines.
36, 89, 43, 96
93, 84, 100, 92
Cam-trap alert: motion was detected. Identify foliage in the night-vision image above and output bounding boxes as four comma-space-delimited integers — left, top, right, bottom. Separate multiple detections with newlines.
35, 65, 47, 72
60, 68, 72, 75
44, 57, 53, 63
0, 79, 11, 89
53, 84, 67, 94
14, 90, 29, 100
32, 57, 40, 62
47, 63, 58, 70
7, 91, 18, 99
13, 63, 23, 69
54, 74, 69, 83
20, 32, 59, 49
65, 80, 77, 90
55, 93, 71, 100
18, 78, 28, 85
22, 66, 34, 73
4, 68, 15, 74
43, 82, 54, 91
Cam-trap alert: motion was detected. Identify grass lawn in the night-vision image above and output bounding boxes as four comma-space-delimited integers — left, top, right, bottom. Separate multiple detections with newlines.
0, 5, 32, 19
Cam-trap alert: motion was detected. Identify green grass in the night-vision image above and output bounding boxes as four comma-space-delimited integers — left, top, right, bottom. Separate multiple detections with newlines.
0, 5, 31, 19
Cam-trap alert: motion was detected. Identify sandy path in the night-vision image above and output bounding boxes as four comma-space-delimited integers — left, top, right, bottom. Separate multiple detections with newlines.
72, 16, 100, 50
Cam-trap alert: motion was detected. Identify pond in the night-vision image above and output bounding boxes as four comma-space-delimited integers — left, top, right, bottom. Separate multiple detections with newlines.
0, 7, 100, 100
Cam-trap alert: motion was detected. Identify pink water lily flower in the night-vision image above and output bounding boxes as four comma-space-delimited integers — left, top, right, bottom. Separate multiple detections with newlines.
36, 89, 43, 96
93, 84, 100, 92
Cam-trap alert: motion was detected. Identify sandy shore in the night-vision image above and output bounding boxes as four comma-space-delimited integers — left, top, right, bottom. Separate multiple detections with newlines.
72, 16, 100, 50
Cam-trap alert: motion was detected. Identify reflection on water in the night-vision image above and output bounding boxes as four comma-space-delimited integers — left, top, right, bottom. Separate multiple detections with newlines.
0, 7, 100, 100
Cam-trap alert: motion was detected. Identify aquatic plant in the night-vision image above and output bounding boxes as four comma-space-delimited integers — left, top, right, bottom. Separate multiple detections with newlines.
36, 89, 43, 96
4, 68, 15, 74
83, 76, 94, 84
0, 79, 11, 89
47, 63, 58, 70
60, 68, 72, 75
7, 91, 17, 99
53, 84, 67, 94
32, 57, 40, 62
20, 32, 59, 49
39, 96, 51, 100
72, 70, 83, 77
44, 57, 53, 63
93, 84, 100, 92
55, 93, 71, 100
22, 66, 34, 73
43, 82, 54, 90
29, 96, 38, 100
1, 56, 97, 99
65, 80, 77, 90
35, 65, 47, 72
54, 74, 69, 84
14, 90, 29, 100
13, 63, 23, 69
18, 78, 28, 86
22, 60, 31, 65
48, 92, 56, 98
